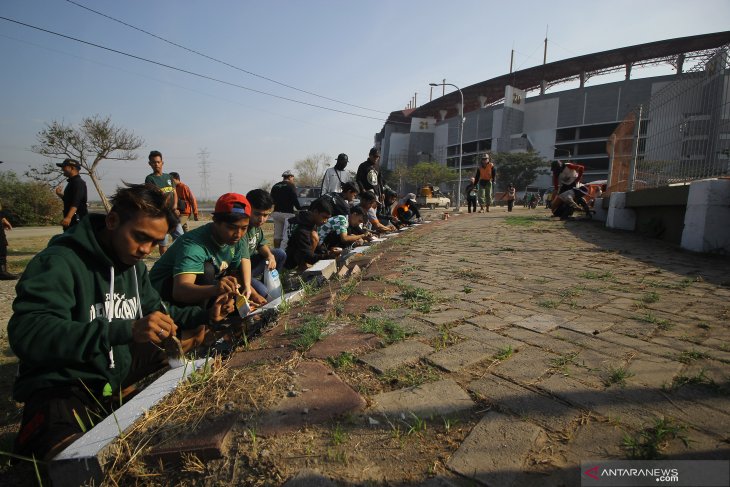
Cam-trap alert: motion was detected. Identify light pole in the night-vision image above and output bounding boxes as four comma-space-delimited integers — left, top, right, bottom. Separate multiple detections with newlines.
430, 82, 464, 212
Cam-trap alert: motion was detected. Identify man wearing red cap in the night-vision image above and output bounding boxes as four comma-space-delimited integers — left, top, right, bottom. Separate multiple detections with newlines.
150, 193, 267, 309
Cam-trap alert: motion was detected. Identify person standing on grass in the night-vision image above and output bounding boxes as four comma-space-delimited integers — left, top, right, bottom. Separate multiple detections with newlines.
465, 177, 478, 214
270, 170, 301, 249
54, 158, 88, 231
170, 172, 199, 233
356, 148, 385, 201
9, 184, 230, 462
145, 151, 183, 254
506, 183, 516, 212
320, 153, 352, 194
473, 153, 496, 212
0, 161, 18, 280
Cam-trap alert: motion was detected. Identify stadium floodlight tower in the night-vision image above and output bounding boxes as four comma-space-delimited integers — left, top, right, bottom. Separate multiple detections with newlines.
430, 82, 464, 212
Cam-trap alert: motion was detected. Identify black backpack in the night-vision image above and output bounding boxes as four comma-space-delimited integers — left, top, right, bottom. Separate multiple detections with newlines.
323, 192, 350, 217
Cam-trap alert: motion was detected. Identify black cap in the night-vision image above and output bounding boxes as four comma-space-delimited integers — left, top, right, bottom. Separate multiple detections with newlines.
369, 148, 380, 157
336, 153, 348, 163
56, 158, 81, 169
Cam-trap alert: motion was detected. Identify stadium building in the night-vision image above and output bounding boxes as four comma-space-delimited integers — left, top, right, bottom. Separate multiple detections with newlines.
375, 31, 730, 196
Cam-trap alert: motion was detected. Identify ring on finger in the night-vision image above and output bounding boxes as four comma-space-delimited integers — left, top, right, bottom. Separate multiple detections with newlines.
158, 330, 166, 337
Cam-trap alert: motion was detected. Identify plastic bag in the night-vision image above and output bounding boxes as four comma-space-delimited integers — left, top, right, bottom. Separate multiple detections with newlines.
264, 264, 283, 300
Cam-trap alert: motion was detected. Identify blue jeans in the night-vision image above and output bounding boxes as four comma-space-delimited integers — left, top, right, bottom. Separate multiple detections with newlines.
250, 248, 286, 299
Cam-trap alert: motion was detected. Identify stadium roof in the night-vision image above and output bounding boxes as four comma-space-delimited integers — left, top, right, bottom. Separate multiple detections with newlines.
396, 30, 730, 123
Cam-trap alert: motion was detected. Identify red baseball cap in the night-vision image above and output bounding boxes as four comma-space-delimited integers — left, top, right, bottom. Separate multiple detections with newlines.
214, 193, 250, 216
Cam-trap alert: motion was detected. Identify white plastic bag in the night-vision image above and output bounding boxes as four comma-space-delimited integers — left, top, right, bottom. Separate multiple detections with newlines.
264, 264, 283, 301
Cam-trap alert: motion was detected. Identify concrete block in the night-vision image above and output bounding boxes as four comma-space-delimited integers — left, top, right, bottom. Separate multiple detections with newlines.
302, 259, 337, 280
593, 197, 607, 222
606, 192, 636, 231
49, 358, 208, 487
681, 179, 730, 253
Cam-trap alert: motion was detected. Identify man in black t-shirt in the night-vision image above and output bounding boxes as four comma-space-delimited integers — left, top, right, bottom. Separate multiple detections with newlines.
270, 170, 301, 248
356, 148, 385, 201
54, 159, 88, 230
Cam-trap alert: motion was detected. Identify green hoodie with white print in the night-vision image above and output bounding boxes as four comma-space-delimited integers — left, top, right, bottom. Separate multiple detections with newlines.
8, 214, 208, 402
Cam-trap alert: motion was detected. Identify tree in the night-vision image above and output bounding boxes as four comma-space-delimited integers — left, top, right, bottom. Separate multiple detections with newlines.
0, 171, 62, 226
293, 153, 330, 187
29, 115, 143, 212
491, 151, 549, 191
407, 161, 456, 189
381, 163, 409, 194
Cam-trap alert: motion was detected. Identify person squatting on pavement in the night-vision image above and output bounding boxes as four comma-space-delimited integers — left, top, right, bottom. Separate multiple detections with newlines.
245, 189, 286, 302
320, 153, 353, 194
170, 172, 199, 233
474, 153, 496, 212
270, 170, 301, 249
284, 197, 340, 272
393, 193, 422, 225
9, 184, 231, 461
55, 158, 88, 231
149, 192, 268, 313
145, 150, 183, 255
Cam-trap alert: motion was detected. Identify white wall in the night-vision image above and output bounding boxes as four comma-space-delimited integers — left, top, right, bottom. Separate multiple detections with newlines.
387, 133, 410, 169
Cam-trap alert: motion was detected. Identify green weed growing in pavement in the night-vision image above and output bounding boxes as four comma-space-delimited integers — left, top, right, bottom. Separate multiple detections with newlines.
641, 291, 660, 304
406, 412, 427, 435
288, 315, 328, 351
622, 417, 688, 460
454, 269, 486, 280
433, 326, 459, 350
463, 286, 473, 294
327, 352, 356, 369
580, 270, 614, 280
339, 278, 360, 297
359, 317, 408, 344
380, 363, 440, 388
603, 365, 634, 387
399, 285, 438, 313
558, 285, 584, 299
247, 428, 258, 456
635, 311, 673, 330
697, 322, 710, 330
366, 304, 385, 312
677, 349, 710, 364
331, 423, 347, 446
504, 216, 537, 227
442, 417, 459, 434
667, 369, 716, 391
549, 352, 580, 374
493, 345, 514, 361
538, 299, 559, 309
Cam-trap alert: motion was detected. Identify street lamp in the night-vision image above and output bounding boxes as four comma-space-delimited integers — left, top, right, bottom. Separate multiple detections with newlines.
430, 82, 464, 212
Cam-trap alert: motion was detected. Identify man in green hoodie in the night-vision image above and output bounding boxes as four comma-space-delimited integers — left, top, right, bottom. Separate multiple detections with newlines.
9, 184, 228, 461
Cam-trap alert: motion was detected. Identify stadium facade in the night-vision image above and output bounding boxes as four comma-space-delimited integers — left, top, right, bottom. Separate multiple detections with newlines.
375, 31, 730, 194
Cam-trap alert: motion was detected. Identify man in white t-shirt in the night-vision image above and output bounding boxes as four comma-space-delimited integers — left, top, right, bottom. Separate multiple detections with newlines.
321, 153, 352, 194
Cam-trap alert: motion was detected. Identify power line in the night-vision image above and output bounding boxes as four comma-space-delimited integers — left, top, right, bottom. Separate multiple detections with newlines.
0, 16, 395, 123
198, 148, 211, 201
65, 0, 389, 115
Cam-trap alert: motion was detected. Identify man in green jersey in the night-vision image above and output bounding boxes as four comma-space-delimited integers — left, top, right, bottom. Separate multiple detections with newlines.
145, 150, 183, 255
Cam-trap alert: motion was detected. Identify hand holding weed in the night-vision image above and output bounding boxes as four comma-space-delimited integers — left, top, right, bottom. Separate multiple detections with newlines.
216, 276, 239, 296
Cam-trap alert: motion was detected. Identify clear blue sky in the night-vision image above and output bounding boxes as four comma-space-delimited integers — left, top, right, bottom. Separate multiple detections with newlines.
1, 0, 727, 200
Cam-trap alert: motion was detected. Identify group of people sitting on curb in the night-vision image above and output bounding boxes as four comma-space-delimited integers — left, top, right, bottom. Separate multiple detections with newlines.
7, 147, 424, 462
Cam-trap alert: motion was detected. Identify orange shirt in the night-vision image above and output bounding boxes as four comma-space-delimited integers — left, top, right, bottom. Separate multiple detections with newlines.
478, 163, 494, 181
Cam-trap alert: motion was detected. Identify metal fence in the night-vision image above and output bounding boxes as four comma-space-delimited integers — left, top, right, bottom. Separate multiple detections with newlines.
607, 43, 730, 193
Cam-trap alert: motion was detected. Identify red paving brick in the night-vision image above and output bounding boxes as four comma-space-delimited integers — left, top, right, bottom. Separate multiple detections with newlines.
257, 361, 365, 436
342, 294, 392, 315
305, 325, 380, 360
227, 347, 292, 368
144, 414, 237, 465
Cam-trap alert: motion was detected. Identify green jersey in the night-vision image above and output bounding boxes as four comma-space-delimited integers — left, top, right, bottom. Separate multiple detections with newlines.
145, 173, 176, 208
244, 226, 268, 257
149, 223, 250, 291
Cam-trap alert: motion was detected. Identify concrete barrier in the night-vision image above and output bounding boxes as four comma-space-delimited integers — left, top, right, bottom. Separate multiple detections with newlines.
606, 192, 636, 231
681, 179, 730, 253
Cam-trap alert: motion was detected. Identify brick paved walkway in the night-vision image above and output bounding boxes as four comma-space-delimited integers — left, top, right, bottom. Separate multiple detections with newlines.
172, 208, 730, 485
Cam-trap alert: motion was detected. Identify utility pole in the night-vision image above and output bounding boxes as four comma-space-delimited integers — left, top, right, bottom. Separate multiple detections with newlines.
197, 148, 211, 201
228, 172, 234, 193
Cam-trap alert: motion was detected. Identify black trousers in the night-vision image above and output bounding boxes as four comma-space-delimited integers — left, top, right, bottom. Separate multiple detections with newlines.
467, 197, 477, 213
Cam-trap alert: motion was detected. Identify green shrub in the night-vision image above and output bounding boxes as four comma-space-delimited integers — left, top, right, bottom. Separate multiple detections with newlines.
0, 171, 62, 226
